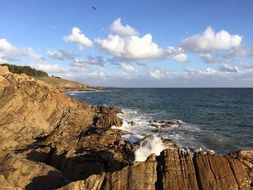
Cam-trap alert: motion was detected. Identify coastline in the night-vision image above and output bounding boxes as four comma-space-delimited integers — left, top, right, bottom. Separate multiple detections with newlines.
0, 66, 252, 190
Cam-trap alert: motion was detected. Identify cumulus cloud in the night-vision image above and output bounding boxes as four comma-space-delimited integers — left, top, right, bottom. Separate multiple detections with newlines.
47, 49, 75, 60
71, 55, 105, 68
181, 27, 242, 52
64, 27, 93, 49
219, 64, 238, 73
96, 34, 187, 62
33, 60, 65, 73
22, 47, 41, 59
96, 33, 164, 60
150, 69, 169, 79
200, 45, 253, 64
200, 54, 218, 64
96, 35, 125, 57
0, 38, 41, 62
0, 38, 17, 52
173, 52, 188, 62
91, 71, 107, 78
183, 68, 218, 78
95, 18, 188, 63
110, 18, 138, 36
122, 63, 138, 74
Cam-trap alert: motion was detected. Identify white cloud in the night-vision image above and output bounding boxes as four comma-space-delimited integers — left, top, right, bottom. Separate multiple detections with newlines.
122, 63, 138, 74
183, 67, 218, 78
96, 35, 125, 57
71, 55, 105, 67
110, 18, 138, 36
173, 53, 188, 62
0, 38, 41, 62
124, 34, 164, 59
200, 45, 253, 64
89, 71, 107, 79
0, 38, 17, 52
47, 49, 75, 60
150, 69, 168, 79
96, 18, 188, 63
33, 60, 65, 73
22, 47, 41, 59
96, 34, 187, 62
64, 27, 93, 49
200, 54, 217, 64
219, 64, 238, 73
181, 26, 242, 52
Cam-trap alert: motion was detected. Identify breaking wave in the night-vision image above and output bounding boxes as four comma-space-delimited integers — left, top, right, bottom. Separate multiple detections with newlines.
112, 108, 211, 162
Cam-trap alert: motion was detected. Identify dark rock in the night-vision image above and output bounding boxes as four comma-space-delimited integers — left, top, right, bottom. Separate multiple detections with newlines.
128, 121, 135, 126
150, 119, 184, 130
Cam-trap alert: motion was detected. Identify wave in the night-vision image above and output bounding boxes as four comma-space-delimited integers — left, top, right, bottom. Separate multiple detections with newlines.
112, 108, 212, 161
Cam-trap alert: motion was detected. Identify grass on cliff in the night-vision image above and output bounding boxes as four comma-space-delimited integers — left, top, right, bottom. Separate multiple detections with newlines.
1, 63, 48, 77
36, 76, 88, 88
1, 63, 91, 91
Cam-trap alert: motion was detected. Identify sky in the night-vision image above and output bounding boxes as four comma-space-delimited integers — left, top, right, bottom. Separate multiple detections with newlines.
0, 0, 253, 87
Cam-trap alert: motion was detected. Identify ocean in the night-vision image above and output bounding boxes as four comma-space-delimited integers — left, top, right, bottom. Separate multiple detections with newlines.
68, 88, 253, 158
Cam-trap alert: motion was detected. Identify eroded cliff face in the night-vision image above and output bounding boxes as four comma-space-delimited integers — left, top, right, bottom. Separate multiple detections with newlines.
0, 66, 94, 150
0, 66, 252, 190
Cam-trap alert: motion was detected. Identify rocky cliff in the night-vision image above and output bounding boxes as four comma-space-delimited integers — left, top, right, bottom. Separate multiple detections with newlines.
0, 66, 252, 190
35, 76, 95, 92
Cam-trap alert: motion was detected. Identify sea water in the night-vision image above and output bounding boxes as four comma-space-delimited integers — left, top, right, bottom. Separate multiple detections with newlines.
68, 88, 253, 161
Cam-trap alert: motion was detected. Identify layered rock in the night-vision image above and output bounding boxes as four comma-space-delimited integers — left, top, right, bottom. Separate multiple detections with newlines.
0, 66, 94, 151
0, 152, 66, 190
0, 66, 252, 190
58, 149, 253, 190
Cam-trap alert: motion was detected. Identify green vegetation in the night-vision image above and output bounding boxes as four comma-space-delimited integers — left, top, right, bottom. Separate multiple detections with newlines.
36, 76, 87, 87
0, 63, 98, 91
0, 63, 48, 77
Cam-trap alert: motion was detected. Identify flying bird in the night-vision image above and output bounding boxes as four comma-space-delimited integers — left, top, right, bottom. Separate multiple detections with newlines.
92, 6, 96, 11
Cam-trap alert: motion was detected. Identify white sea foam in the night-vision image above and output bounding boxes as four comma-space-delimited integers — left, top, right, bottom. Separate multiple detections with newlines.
135, 135, 165, 162
113, 108, 209, 161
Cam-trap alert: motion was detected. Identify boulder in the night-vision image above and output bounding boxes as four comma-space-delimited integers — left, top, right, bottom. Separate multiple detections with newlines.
150, 119, 184, 129
0, 152, 66, 190
93, 106, 123, 128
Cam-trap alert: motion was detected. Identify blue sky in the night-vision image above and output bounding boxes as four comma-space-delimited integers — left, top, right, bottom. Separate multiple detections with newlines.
1, 0, 253, 87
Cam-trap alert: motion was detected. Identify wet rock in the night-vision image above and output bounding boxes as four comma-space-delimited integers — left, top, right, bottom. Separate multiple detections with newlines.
127, 121, 135, 126
150, 119, 184, 130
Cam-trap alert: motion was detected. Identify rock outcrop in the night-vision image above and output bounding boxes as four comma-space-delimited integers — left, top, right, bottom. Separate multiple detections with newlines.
0, 152, 66, 190
36, 76, 94, 92
0, 66, 252, 190
58, 149, 253, 190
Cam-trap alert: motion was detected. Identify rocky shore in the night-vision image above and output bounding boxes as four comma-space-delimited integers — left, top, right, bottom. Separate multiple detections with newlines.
0, 66, 252, 190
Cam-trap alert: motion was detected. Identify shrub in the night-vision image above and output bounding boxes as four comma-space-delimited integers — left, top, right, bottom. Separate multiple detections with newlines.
0, 63, 48, 77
